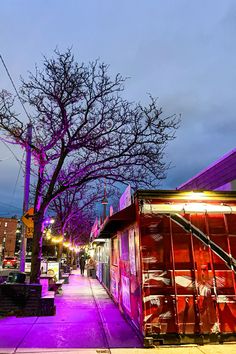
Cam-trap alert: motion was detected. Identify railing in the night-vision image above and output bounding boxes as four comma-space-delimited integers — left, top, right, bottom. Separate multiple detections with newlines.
170, 213, 236, 273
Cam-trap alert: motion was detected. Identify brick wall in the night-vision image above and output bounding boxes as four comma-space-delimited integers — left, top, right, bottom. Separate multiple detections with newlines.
0, 218, 18, 257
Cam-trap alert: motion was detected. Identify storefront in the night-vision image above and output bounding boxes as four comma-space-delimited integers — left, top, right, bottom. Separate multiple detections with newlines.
97, 190, 236, 345
93, 239, 111, 291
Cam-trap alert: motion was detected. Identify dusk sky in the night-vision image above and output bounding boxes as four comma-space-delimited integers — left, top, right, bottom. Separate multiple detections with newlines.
0, 0, 236, 216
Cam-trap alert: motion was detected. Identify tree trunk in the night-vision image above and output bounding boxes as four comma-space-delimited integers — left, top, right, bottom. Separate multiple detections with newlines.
66, 248, 70, 264
73, 252, 77, 266
30, 212, 44, 283
70, 250, 75, 267
57, 242, 63, 261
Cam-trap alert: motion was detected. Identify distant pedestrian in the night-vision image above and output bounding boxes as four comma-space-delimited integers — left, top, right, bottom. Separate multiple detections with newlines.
79, 254, 86, 276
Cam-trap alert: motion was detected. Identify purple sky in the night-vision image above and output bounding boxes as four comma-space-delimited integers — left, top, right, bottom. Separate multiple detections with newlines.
0, 0, 236, 215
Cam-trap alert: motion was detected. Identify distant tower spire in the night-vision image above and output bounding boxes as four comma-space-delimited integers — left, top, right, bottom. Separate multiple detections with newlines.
101, 177, 108, 221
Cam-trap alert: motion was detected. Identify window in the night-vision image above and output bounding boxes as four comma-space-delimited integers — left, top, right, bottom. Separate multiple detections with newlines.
5, 222, 8, 227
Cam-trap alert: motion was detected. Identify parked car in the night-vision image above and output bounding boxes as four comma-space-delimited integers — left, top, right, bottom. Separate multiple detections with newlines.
2, 256, 18, 269
46, 256, 58, 262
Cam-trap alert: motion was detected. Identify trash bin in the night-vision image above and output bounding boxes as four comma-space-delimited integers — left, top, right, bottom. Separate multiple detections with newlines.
7, 271, 26, 284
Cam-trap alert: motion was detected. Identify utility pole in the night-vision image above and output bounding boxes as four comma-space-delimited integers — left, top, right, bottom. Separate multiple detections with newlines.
20, 123, 32, 272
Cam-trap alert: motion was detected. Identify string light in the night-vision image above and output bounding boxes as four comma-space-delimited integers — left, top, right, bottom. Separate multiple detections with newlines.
63, 241, 71, 248
51, 236, 63, 243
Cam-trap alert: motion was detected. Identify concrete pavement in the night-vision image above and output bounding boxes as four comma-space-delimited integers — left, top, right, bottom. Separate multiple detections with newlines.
1, 344, 236, 354
1, 270, 236, 353
0, 270, 142, 351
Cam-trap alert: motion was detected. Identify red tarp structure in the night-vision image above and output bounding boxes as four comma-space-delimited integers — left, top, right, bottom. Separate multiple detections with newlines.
98, 190, 236, 345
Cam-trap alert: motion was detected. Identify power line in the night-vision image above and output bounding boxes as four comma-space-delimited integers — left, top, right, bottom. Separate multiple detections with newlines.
0, 55, 34, 221
13, 151, 25, 196
0, 200, 22, 210
0, 54, 31, 123
0, 212, 19, 216
0, 54, 38, 150
1, 140, 23, 168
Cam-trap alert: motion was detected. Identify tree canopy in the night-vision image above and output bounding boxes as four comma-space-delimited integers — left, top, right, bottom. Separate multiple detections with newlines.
0, 49, 179, 282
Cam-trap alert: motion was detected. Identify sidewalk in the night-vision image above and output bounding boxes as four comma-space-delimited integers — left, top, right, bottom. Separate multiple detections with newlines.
1, 271, 236, 354
0, 270, 142, 352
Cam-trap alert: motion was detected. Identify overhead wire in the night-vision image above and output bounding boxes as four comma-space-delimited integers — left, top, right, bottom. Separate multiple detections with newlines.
0, 54, 38, 138
13, 151, 25, 196
0, 200, 22, 211
0, 54, 31, 123
1, 140, 25, 207
0, 54, 34, 213
1, 140, 23, 168
0, 54, 37, 163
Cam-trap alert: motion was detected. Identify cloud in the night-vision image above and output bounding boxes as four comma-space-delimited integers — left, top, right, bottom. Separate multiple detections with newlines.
0, 0, 236, 210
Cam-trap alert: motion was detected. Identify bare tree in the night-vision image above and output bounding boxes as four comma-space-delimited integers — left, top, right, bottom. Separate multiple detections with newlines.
50, 184, 101, 260
58, 209, 94, 266
0, 49, 179, 283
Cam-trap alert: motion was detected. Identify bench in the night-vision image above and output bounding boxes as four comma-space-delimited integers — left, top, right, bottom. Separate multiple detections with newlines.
41, 291, 55, 316
55, 279, 64, 294
40, 274, 65, 294
40, 274, 54, 294
60, 273, 70, 284
61, 265, 71, 274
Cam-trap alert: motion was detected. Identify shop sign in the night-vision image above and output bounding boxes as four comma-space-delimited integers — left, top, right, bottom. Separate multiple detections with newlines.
25, 261, 31, 273
26, 227, 34, 238
47, 262, 59, 280
119, 185, 131, 211
90, 217, 100, 238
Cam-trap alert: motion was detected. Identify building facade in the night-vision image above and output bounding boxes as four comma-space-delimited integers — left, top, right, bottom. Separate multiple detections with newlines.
178, 148, 236, 191
0, 217, 18, 258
